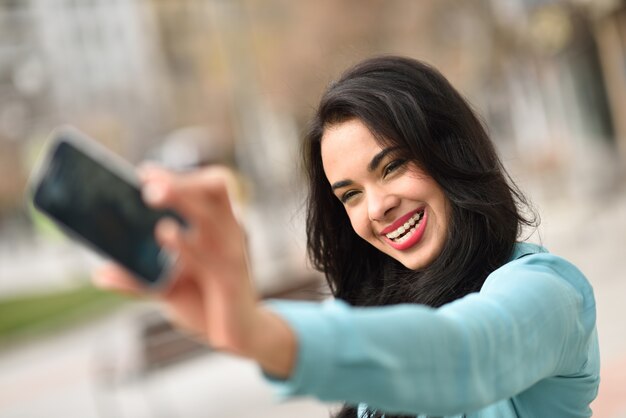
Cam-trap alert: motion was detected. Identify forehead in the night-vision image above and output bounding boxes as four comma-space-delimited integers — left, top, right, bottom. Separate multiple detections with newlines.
320, 119, 382, 176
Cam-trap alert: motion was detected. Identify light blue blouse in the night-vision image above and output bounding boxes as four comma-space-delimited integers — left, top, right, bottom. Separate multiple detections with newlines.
265, 243, 600, 417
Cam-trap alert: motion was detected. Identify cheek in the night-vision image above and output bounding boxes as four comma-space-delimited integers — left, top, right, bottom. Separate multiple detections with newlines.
435, 194, 451, 232
346, 208, 370, 239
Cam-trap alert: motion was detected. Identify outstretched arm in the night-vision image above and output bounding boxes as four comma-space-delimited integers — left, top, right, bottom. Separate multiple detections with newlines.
266, 254, 597, 415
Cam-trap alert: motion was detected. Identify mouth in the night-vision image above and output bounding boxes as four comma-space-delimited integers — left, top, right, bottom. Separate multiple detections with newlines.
381, 208, 427, 250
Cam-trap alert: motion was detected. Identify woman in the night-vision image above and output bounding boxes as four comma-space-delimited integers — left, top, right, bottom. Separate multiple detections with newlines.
95, 56, 599, 417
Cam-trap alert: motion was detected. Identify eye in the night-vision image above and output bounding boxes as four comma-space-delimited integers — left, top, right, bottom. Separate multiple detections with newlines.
340, 189, 360, 204
382, 159, 407, 178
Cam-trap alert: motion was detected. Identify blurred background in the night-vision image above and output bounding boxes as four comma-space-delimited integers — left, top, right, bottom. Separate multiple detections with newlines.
0, 0, 625, 417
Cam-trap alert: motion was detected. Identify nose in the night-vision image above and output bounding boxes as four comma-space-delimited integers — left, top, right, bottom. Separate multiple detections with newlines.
367, 187, 399, 222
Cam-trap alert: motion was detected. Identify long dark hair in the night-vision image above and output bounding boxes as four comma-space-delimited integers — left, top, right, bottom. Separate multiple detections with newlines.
302, 56, 537, 418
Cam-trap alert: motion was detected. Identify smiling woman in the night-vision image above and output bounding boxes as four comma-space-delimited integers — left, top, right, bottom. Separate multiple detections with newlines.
304, 57, 534, 310
93, 56, 600, 418
321, 119, 449, 271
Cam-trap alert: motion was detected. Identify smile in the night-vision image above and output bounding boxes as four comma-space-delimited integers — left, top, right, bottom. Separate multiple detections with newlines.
385, 210, 424, 241
381, 208, 428, 251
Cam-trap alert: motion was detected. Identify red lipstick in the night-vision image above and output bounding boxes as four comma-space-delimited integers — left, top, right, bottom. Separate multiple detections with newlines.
380, 208, 423, 235
381, 208, 428, 251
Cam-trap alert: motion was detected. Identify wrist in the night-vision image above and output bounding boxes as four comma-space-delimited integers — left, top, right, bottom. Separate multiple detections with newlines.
247, 307, 297, 379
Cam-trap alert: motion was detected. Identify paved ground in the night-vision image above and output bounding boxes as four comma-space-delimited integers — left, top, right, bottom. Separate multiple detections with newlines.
0, 182, 624, 418
0, 303, 334, 418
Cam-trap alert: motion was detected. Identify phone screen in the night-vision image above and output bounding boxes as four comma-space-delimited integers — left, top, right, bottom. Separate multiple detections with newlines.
33, 139, 181, 286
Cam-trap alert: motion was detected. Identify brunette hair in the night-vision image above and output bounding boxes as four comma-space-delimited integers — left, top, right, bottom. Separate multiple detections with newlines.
302, 56, 536, 418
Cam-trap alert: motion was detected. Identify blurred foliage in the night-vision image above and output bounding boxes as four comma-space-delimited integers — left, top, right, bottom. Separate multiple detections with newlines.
0, 283, 127, 346
27, 200, 66, 241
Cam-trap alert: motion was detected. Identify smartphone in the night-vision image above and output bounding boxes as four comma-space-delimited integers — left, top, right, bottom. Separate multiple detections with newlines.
29, 126, 184, 289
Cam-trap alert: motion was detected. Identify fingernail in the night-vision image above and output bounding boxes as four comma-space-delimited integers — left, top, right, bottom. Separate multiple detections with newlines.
142, 182, 166, 204
137, 162, 162, 181
158, 218, 180, 238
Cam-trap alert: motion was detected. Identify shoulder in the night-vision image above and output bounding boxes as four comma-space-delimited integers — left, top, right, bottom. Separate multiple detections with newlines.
482, 242, 596, 329
488, 243, 592, 295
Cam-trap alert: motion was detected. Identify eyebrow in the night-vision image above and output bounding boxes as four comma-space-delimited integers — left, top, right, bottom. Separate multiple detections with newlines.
368, 146, 400, 172
330, 146, 401, 191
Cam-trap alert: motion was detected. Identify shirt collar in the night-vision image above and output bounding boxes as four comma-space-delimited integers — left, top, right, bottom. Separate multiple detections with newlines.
510, 242, 547, 261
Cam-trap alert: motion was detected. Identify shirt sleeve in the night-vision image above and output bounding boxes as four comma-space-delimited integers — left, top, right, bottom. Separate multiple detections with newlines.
263, 253, 597, 416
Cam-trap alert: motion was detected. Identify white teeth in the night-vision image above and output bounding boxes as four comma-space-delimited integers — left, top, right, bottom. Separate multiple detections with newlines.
396, 226, 416, 243
385, 211, 424, 240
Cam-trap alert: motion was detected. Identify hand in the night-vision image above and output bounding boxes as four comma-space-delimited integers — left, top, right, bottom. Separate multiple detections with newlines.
93, 165, 296, 377
93, 262, 208, 339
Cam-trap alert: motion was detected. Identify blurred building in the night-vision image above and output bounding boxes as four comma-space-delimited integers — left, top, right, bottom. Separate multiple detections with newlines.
2, 0, 626, 297
29, 0, 171, 157
592, 0, 626, 175
0, 0, 173, 217
485, 0, 621, 198
0, 2, 39, 214
148, 1, 231, 136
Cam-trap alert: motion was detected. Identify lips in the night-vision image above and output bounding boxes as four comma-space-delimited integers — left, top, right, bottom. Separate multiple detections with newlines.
380, 208, 428, 251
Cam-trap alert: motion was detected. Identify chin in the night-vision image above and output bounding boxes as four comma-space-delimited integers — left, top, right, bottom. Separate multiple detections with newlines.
397, 249, 439, 271
401, 260, 429, 271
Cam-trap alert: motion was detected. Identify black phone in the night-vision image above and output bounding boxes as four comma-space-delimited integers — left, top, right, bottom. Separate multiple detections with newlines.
29, 126, 184, 289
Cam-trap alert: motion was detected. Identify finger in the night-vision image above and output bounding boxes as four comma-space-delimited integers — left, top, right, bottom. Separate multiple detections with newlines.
155, 216, 252, 312
137, 162, 170, 182
154, 217, 210, 275
142, 169, 238, 236
143, 167, 234, 211
92, 263, 147, 296
161, 278, 207, 338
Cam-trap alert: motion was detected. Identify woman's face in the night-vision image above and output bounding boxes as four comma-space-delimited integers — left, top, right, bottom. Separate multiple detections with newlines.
321, 119, 450, 270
